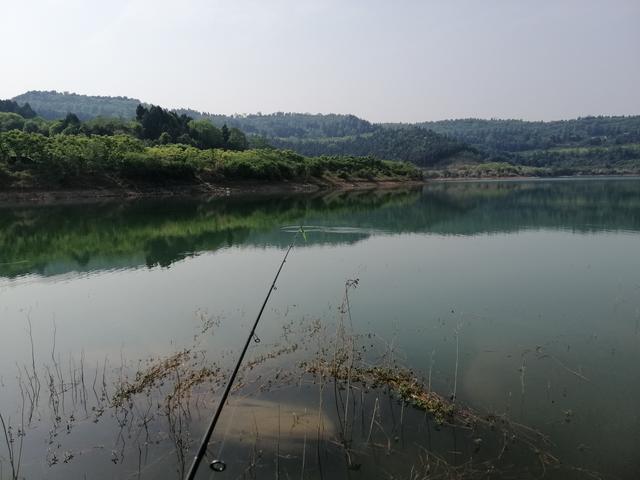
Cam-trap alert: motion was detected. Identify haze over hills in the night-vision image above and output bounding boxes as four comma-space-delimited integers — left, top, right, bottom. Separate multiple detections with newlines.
13, 91, 141, 121
9, 90, 640, 173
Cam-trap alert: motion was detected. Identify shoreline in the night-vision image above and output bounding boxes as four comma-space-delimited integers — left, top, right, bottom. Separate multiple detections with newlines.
428, 173, 640, 183
2, 174, 638, 205
0, 178, 425, 205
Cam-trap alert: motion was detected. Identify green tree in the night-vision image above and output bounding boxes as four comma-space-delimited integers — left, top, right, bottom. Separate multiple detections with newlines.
158, 132, 172, 144
0, 112, 25, 132
188, 119, 223, 149
23, 120, 42, 133
61, 113, 81, 135
227, 128, 248, 151
136, 104, 147, 122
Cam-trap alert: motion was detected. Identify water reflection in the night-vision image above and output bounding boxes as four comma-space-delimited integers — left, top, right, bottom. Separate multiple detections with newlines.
2, 178, 640, 279
1, 179, 639, 479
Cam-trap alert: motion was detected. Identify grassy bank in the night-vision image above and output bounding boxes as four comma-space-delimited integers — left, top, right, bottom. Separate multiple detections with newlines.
0, 131, 422, 191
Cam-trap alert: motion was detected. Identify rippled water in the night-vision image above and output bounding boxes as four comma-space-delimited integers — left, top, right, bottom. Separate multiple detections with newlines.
0, 178, 639, 479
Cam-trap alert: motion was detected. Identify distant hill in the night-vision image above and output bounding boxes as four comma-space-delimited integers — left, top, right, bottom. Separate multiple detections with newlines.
10, 90, 640, 171
0, 99, 37, 119
416, 117, 640, 152
10, 91, 475, 166
174, 110, 377, 139
12, 91, 140, 120
173, 111, 476, 167
266, 127, 475, 167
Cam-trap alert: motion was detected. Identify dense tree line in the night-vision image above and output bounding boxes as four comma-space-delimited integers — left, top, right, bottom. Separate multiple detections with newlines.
418, 117, 640, 152
6, 91, 476, 166
135, 105, 248, 150
269, 127, 476, 167
0, 101, 248, 151
0, 99, 37, 119
12, 91, 140, 120
7, 90, 639, 172
176, 111, 377, 138
516, 144, 640, 168
0, 131, 421, 189
175, 111, 472, 166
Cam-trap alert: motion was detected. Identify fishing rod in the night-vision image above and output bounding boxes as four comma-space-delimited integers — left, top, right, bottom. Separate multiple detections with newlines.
185, 226, 305, 479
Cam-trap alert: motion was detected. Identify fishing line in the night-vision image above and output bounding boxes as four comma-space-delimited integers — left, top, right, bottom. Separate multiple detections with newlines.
185, 226, 305, 479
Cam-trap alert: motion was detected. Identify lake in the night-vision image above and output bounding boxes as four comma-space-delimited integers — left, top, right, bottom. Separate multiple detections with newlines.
0, 178, 639, 479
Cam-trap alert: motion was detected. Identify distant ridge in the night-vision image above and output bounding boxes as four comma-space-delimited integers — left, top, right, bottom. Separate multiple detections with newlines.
417, 117, 640, 152
8, 90, 640, 169
12, 90, 140, 121
10, 90, 476, 167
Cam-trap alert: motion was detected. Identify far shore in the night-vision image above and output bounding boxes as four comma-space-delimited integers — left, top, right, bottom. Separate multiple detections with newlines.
429, 173, 640, 183
1, 173, 638, 205
0, 177, 425, 205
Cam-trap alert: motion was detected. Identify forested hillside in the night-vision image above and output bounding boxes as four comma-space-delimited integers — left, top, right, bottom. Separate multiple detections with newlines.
0, 98, 420, 191
419, 117, 640, 152
0, 99, 37, 119
11, 91, 474, 166
12, 91, 140, 120
267, 127, 476, 167
175, 110, 473, 166
0, 103, 249, 151
175, 110, 376, 138
8, 90, 640, 174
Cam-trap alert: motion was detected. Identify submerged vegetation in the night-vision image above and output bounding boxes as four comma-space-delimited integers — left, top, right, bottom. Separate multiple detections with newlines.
0, 276, 605, 479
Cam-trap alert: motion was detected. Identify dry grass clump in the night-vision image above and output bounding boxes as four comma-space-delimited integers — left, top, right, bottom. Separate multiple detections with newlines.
111, 350, 192, 407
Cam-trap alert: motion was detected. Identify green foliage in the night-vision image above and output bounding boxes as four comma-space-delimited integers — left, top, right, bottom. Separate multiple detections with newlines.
425, 162, 551, 179
135, 104, 192, 141
12, 90, 140, 120
9, 91, 640, 173
271, 127, 474, 167
176, 109, 469, 166
174, 111, 376, 138
0, 99, 36, 118
227, 127, 248, 151
82, 117, 136, 136
0, 131, 145, 185
517, 144, 640, 168
188, 119, 223, 149
0, 131, 421, 189
0, 97, 250, 154
221, 124, 230, 143
8, 91, 466, 167
420, 116, 640, 152
248, 136, 275, 149
22, 118, 49, 134
0, 112, 26, 132
217, 149, 312, 180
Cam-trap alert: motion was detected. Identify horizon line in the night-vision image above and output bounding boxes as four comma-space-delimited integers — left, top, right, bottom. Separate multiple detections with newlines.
9, 89, 640, 125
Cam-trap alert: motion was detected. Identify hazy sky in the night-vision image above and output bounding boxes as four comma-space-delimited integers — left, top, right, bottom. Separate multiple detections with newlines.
1, 0, 639, 122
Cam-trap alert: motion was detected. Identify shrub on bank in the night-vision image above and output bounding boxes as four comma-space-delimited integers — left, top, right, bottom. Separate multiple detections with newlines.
0, 131, 421, 188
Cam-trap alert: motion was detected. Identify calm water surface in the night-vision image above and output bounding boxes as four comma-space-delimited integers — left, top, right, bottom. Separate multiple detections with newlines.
0, 179, 639, 479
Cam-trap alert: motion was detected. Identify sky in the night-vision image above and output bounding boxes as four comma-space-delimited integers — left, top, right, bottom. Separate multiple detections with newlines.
1, 0, 639, 122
